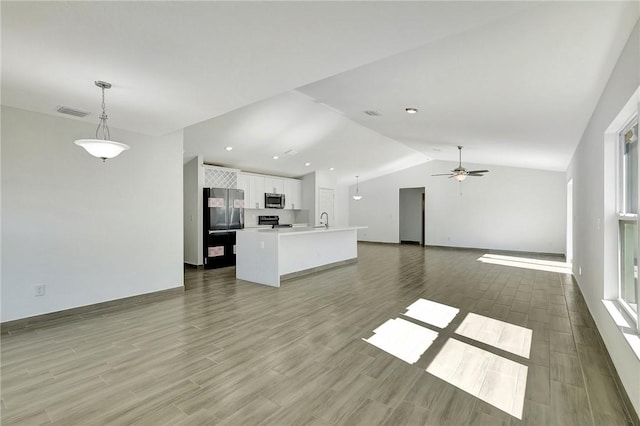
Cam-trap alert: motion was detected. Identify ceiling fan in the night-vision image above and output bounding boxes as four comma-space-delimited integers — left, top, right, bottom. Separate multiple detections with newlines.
432, 146, 489, 182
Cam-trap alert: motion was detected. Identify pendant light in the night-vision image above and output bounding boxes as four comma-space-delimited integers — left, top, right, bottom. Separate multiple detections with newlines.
74, 81, 129, 161
352, 175, 363, 200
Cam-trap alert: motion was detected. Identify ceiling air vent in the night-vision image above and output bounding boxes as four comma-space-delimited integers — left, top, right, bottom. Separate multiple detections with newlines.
56, 105, 90, 118
363, 110, 381, 117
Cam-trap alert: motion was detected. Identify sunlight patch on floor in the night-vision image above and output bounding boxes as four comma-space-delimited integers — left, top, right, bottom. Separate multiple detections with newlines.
427, 338, 528, 419
477, 253, 571, 274
455, 312, 532, 358
403, 298, 460, 328
362, 318, 438, 364
364, 297, 534, 419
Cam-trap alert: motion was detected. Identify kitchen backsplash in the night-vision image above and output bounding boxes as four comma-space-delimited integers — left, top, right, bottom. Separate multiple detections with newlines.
245, 209, 309, 226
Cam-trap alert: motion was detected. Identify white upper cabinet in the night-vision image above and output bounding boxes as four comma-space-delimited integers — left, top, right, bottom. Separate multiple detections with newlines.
237, 173, 250, 199
238, 172, 302, 210
239, 173, 265, 209
264, 177, 284, 194
249, 175, 265, 209
284, 179, 302, 210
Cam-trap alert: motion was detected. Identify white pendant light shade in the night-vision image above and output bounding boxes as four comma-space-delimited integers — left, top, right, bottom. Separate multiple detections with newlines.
75, 81, 129, 161
74, 139, 130, 161
454, 173, 467, 182
352, 175, 363, 200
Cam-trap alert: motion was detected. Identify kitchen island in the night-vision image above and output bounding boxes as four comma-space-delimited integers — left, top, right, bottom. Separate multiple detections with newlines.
236, 226, 365, 287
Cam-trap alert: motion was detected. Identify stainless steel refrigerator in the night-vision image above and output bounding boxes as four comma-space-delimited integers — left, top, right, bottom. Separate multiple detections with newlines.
203, 188, 244, 269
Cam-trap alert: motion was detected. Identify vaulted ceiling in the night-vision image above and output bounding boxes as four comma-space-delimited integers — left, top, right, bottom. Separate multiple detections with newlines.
3, 1, 638, 184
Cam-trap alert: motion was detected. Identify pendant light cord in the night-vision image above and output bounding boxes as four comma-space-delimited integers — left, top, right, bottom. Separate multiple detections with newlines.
95, 86, 111, 141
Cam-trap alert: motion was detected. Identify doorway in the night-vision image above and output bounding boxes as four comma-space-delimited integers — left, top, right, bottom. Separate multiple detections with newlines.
399, 187, 425, 245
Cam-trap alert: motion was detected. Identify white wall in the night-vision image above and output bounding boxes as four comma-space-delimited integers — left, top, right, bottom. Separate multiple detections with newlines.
566, 19, 640, 417
333, 185, 350, 228
1, 106, 184, 322
350, 160, 566, 254
399, 187, 424, 243
302, 172, 317, 226
183, 156, 200, 266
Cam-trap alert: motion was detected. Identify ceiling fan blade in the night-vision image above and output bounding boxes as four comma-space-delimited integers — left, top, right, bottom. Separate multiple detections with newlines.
466, 170, 489, 174
432, 173, 453, 176
467, 174, 485, 177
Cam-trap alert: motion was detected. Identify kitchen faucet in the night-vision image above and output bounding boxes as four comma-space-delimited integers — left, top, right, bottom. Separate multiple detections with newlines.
320, 212, 329, 229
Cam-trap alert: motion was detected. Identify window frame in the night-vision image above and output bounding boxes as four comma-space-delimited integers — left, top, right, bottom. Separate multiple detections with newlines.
617, 115, 640, 332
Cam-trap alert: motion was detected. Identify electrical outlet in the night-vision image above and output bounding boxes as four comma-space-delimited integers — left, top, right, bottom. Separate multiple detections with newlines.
35, 284, 45, 297
578, 266, 582, 275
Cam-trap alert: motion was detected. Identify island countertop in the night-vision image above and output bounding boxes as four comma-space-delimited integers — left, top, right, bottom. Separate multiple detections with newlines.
236, 226, 366, 287
239, 225, 366, 236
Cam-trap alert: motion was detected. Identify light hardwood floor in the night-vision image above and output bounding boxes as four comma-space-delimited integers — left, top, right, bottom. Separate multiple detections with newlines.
1, 243, 636, 425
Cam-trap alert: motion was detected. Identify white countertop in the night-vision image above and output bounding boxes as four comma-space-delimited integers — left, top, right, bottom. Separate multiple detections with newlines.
239, 226, 366, 236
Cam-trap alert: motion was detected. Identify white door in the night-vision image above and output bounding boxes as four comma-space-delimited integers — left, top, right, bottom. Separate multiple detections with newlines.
318, 188, 334, 226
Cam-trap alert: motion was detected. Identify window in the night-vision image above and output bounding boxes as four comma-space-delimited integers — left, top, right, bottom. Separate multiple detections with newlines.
618, 117, 639, 324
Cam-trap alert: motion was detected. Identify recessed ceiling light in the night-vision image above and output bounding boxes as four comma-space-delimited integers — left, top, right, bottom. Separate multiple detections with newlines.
225, 146, 233, 151
330, 167, 335, 171
405, 108, 418, 114
305, 162, 311, 166
273, 155, 279, 160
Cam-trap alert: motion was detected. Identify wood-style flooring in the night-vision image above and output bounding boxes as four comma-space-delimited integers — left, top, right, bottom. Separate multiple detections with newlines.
1, 243, 636, 425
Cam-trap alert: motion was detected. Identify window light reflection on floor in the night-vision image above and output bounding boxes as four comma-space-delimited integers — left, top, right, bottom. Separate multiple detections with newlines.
426, 338, 528, 419
455, 312, 532, 358
477, 253, 571, 274
364, 298, 534, 419
403, 298, 460, 328
362, 318, 438, 364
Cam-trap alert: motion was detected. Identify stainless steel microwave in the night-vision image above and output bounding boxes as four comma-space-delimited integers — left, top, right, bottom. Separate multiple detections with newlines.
265, 193, 285, 209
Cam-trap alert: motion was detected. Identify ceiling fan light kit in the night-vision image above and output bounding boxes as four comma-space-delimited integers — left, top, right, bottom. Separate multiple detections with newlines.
432, 146, 489, 182
74, 81, 130, 162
